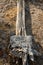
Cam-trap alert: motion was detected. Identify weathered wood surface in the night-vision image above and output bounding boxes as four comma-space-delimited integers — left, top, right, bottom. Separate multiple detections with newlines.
9, 35, 35, 65
10, 35, 32, 51
9, 35, 41, 58
16, 0, 26, 36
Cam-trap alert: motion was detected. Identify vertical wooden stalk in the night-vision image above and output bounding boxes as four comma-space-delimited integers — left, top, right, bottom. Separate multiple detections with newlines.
22, 0, 26, 36
22, 54, 27, 65
16, 0, 26, 36
16, 0, 21, 35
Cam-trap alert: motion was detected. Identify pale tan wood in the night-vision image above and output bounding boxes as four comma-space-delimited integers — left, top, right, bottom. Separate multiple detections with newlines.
16, 0, 26, 36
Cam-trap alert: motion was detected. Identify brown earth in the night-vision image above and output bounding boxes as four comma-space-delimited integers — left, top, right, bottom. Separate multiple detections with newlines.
0, 0, 43, 65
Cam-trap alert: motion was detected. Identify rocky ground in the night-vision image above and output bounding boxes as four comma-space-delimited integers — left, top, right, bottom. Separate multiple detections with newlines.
0, 0, 43, 65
